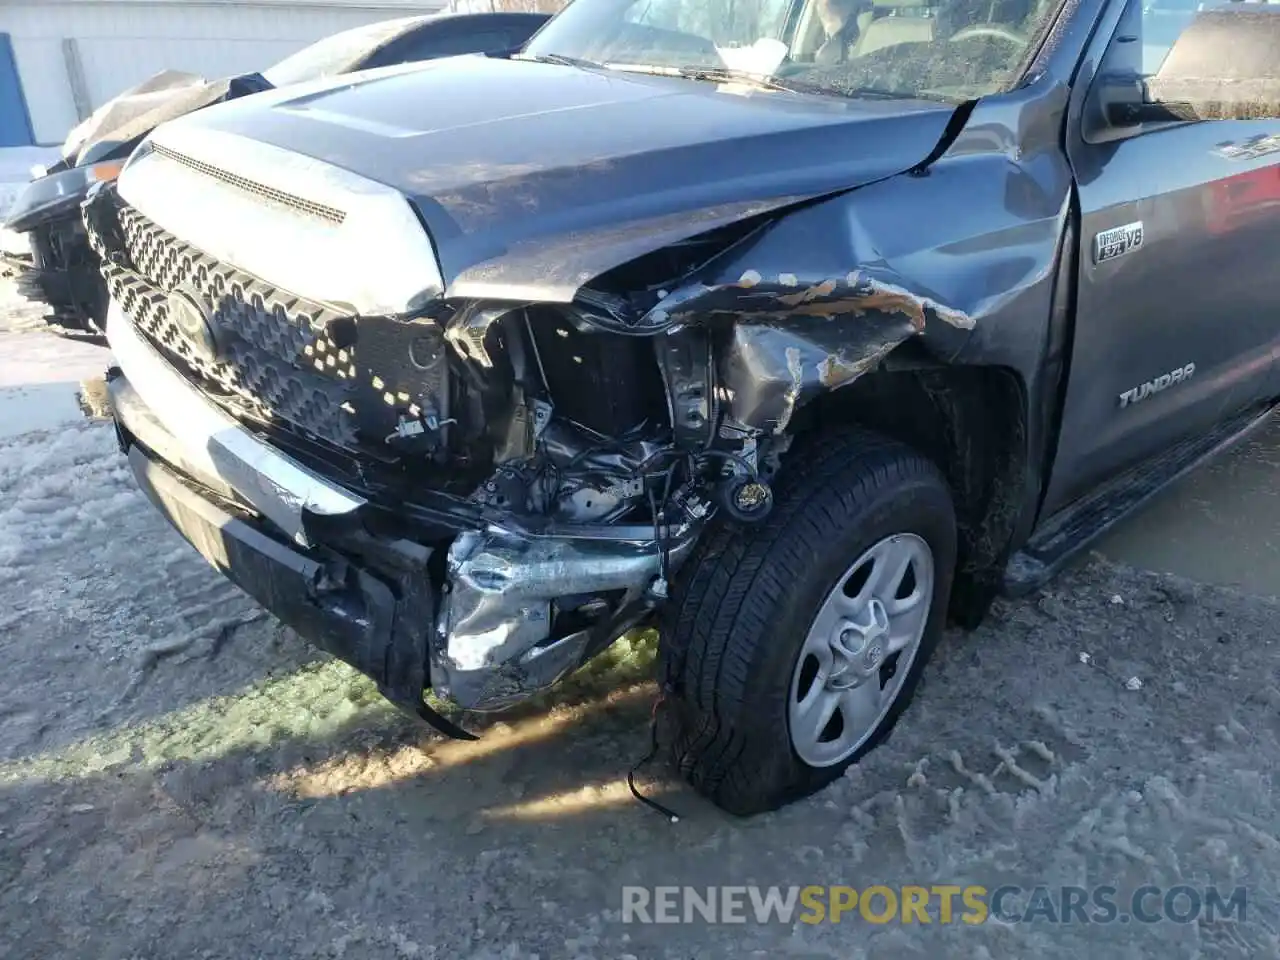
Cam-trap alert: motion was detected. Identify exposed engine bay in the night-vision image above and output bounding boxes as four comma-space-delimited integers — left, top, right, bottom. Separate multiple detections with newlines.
425, 301, 781, 527
346, 297, 791, 712
304, 282, 774, 707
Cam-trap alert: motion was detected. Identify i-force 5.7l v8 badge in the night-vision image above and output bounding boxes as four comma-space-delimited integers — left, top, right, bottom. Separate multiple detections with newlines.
1094, 221, 1145, 264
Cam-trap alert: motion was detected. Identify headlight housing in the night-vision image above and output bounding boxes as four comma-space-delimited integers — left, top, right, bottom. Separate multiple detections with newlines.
3, 160, 124, 233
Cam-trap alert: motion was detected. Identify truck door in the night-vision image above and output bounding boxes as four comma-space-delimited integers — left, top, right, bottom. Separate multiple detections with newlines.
1042, 0, 1280, 514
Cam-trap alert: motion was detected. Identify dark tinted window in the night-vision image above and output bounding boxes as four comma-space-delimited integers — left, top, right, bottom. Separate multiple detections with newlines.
394, 29, 512, 60
364, 16, 547, 68
262, 18, 427, 86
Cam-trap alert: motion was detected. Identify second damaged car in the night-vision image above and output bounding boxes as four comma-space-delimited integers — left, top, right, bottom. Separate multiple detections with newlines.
1, 11, 550, 342
90, 0, 1280, 813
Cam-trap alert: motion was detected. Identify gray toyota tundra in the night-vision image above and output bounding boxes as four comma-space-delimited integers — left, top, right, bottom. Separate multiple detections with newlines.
85, 0, 1280, 814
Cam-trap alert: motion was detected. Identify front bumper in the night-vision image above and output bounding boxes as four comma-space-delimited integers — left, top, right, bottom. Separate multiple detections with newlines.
109, 369, 455, 731
106, 301, 687, 717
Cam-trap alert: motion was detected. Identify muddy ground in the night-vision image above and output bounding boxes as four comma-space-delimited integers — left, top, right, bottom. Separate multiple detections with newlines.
0, 281, 1277, 959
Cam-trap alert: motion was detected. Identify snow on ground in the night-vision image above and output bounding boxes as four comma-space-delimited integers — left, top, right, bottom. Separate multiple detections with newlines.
0, 275, 49, 335
0, 330, 110, 438
0, 277, 1277, 958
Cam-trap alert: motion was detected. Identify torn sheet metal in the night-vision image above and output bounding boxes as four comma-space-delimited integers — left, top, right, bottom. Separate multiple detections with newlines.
721, 322, 907, 433
647, 268, 974, 332
645, 268, 974, 434
443, 301, 518, 367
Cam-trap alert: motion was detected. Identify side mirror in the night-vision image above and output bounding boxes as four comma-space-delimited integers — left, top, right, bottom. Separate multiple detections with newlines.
1143, 6, 1280, 122
1094, 70, 1188, 126
1095, 6, 1280, 133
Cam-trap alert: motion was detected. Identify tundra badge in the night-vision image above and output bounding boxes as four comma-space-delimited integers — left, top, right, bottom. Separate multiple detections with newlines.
1119, 363, 1196, 408
1094, 221, 1144, 263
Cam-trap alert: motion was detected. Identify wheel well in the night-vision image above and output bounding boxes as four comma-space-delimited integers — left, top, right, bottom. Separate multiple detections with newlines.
789, 364, 1028, 626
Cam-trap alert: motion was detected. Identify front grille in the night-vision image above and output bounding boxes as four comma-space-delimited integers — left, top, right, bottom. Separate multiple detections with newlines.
86, 185, 451, 454
87, 197, 358, 446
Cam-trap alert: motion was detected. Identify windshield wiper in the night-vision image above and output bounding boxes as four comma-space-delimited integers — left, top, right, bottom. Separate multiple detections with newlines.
836, 84, 955, 102
606, 63, 824, 96
834, 85, 912, 99
512, 52, 605, 70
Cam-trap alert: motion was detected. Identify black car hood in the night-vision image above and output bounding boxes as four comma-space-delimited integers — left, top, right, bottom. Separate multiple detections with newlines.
175, 55, 959, 299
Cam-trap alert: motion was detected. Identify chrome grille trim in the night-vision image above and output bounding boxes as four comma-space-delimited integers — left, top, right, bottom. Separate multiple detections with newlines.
106, 300, 366, 548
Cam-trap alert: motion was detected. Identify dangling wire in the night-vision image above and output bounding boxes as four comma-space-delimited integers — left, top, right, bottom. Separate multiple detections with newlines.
648, 485, 670, 588
628, 458, 694, 823
647, 454, 688, 589
627, 693, 681, 823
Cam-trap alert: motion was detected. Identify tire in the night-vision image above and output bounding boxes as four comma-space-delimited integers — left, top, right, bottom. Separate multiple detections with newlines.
661, 428, 957, 816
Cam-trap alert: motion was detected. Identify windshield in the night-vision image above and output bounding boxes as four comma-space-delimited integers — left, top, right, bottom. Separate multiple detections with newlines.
262, 16, 426, 87
522, 0, 1059, 102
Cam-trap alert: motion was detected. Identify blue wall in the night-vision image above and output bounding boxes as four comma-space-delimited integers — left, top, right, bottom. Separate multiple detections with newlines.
0, 34, 34, 147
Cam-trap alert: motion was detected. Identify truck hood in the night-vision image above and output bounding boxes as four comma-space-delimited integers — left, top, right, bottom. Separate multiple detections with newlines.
137, 55, 958, 302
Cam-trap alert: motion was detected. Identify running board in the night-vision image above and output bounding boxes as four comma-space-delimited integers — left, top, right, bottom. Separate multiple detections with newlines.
1003, 402, 1277, 597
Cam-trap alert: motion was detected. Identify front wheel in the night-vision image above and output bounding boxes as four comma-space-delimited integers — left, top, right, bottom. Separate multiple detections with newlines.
662, 428, 957, 816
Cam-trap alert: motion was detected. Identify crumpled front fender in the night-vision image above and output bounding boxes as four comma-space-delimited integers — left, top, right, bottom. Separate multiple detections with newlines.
633, 191, 981, 435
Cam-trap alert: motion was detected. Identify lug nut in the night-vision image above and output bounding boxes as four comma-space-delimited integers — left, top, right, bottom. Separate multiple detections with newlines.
734, 482, 769, 511
719, 477, 774, 523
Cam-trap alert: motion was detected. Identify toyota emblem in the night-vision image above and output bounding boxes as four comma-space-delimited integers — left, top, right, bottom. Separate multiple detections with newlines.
166, 286, 219, 362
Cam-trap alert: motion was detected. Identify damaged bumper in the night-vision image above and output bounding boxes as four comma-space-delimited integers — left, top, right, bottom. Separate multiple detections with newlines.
106, 301, 692, 720
2, 220, 110, 339
0, 248, 66, 316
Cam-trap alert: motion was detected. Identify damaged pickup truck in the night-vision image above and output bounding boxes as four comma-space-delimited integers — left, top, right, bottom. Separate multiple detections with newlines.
89, 0, 1280, 814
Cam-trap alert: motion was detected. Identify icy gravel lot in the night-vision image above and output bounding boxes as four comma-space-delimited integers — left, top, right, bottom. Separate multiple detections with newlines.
0, 293, 1278, 959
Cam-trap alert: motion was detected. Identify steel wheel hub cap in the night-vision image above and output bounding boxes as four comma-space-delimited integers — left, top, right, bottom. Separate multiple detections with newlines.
788, 533, 934, 768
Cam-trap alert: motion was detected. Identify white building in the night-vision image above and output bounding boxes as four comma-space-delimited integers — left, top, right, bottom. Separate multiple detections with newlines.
0, 0, 444, 146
